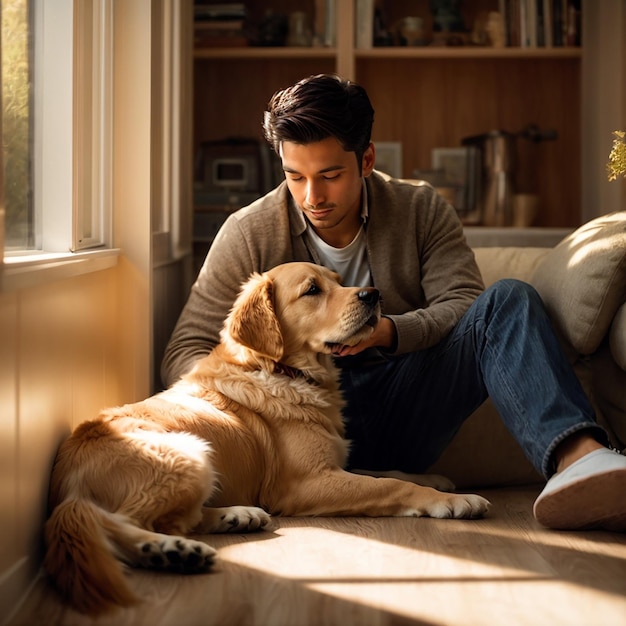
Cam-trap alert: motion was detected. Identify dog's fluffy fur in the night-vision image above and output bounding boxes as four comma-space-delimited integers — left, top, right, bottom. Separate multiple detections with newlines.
44, 262, 490, 614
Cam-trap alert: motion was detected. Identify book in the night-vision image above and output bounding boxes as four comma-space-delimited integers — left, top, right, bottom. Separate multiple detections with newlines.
195, 19, 244, 32
565, 0, 581, 46
314, 0, 336, 47
552, 0, 563, 46
194, 3, 246, 21
543, 0, 553, 47
194, 16, 247, 47
355, 0, 374, 49
526, 0, 537, 47
500, 0, 579, 48
508, 0, 521, 47
498, 0, 510, 46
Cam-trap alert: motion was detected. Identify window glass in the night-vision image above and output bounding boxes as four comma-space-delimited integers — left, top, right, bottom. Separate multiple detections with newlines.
1, 0, 34, 250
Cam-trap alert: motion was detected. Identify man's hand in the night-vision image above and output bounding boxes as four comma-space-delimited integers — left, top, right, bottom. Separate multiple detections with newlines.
331, 317, 397, 357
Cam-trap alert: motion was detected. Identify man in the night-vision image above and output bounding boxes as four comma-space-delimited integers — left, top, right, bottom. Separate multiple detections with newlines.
163, 74, 626, 531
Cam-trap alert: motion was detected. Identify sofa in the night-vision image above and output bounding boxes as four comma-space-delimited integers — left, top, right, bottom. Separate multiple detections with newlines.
429, 211, 626, 488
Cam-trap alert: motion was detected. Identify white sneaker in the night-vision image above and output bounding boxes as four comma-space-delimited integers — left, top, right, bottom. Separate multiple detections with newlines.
533, 448, 626, 531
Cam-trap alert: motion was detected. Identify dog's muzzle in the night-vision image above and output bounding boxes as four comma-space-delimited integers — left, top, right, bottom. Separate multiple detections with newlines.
358, 288, 381, 326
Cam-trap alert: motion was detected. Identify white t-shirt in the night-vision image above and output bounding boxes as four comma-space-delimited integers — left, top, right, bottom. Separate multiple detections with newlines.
307, 223, 371, 287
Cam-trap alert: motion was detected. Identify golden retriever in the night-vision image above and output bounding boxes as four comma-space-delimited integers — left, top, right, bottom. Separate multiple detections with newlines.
44, 262, 490, 615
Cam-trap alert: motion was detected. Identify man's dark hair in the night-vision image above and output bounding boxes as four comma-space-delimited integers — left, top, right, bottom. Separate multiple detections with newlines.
263, 74, 375, 166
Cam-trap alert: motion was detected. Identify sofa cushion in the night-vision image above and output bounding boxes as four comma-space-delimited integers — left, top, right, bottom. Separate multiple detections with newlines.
530, 212, 626, 355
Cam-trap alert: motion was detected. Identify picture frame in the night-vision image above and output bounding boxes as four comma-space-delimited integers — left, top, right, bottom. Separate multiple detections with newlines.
431, 146, 481, 219
374, 141, 403, 178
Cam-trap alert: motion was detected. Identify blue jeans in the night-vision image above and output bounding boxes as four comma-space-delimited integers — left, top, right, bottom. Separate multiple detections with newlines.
339, 279, 607, 479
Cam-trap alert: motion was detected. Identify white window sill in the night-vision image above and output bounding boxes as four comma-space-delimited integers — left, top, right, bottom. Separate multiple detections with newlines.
1, 248, 120, 292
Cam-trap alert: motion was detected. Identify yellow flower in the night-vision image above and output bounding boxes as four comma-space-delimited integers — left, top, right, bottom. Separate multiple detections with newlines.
607, 130, 626, 181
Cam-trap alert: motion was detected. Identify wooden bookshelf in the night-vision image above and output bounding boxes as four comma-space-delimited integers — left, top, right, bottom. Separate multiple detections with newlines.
194, 46, 581, 59
192, 1, 586, 227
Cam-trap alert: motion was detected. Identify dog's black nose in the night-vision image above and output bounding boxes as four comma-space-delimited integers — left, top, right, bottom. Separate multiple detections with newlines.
358, 289, 379, 305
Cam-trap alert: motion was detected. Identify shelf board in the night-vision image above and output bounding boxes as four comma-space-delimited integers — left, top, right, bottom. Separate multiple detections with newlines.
193, 46, 582, 61
194, 47, 337, 59
355, 47, 582, 59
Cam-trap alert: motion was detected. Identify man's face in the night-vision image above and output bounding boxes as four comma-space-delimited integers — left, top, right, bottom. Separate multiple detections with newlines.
280, 137, 375, 239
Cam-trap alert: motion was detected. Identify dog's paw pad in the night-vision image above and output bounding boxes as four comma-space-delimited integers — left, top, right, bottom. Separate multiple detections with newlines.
137, 536, 216, 572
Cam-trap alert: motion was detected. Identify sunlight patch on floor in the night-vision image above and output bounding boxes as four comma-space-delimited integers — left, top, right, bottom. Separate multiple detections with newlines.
219, 525, 544, 581
215, 524, 626, 626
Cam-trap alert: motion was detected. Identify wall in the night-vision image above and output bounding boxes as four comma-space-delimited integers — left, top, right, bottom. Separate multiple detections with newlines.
151, 0, 195, 392
581, 0, 626, 222
0, 263, 146, 621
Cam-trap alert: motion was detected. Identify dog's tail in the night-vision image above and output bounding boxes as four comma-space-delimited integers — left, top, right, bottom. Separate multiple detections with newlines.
44, 497, 139, 615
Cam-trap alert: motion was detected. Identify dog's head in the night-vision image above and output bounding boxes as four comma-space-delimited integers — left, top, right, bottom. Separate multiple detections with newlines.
221, 262, 381, 371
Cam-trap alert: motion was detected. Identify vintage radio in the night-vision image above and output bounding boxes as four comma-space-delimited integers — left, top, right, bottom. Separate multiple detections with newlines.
193, 138, 281, 247
194, 137, 277, 194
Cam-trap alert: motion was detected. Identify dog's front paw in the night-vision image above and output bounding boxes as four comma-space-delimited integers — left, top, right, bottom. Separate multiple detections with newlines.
426, 493, 491, 519
200, 506, 273, 533
136, 535, 216, 573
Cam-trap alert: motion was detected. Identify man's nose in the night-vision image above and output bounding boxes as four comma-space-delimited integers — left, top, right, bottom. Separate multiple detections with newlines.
305, 181, 324, 207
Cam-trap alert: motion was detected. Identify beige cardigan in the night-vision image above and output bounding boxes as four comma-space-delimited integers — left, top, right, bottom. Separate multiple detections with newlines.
161, 171, 484, 387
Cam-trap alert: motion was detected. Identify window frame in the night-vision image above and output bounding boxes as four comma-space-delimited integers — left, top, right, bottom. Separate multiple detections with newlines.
1, 0, 116, 291
72, 0, 113, 252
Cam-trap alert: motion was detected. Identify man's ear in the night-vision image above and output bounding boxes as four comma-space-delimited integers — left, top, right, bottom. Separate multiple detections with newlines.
361, 142, 376, 177
225, 273, 284, 361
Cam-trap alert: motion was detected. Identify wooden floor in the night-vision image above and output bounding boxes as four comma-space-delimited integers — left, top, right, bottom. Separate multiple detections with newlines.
9, 486, 626, 626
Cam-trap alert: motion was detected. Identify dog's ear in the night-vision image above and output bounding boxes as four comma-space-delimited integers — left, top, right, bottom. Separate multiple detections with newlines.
226, 273, 284, 360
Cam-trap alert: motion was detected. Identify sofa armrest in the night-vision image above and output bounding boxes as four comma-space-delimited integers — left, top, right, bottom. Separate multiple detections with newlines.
611, 303, 626, 371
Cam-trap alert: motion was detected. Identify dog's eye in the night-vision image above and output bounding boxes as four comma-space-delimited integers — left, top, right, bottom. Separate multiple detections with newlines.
304, 282, 321, 296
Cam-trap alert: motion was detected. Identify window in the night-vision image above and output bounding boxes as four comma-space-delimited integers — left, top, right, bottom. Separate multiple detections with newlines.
1, 0, 112, 257
72, 0, 113, 251
1, 0, 32, 250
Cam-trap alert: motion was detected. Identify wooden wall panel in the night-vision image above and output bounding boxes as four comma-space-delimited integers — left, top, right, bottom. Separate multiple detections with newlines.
0, 266, 125, 621
0, 291, 20, 621
193, 57, 335, 150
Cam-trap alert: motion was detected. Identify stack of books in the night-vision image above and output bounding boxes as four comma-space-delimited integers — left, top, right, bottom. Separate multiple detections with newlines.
194, 2, 248, 48
500, 0, 581, 48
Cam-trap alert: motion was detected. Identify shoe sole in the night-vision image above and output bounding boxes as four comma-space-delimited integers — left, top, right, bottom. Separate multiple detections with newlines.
533, 468, 626, 531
